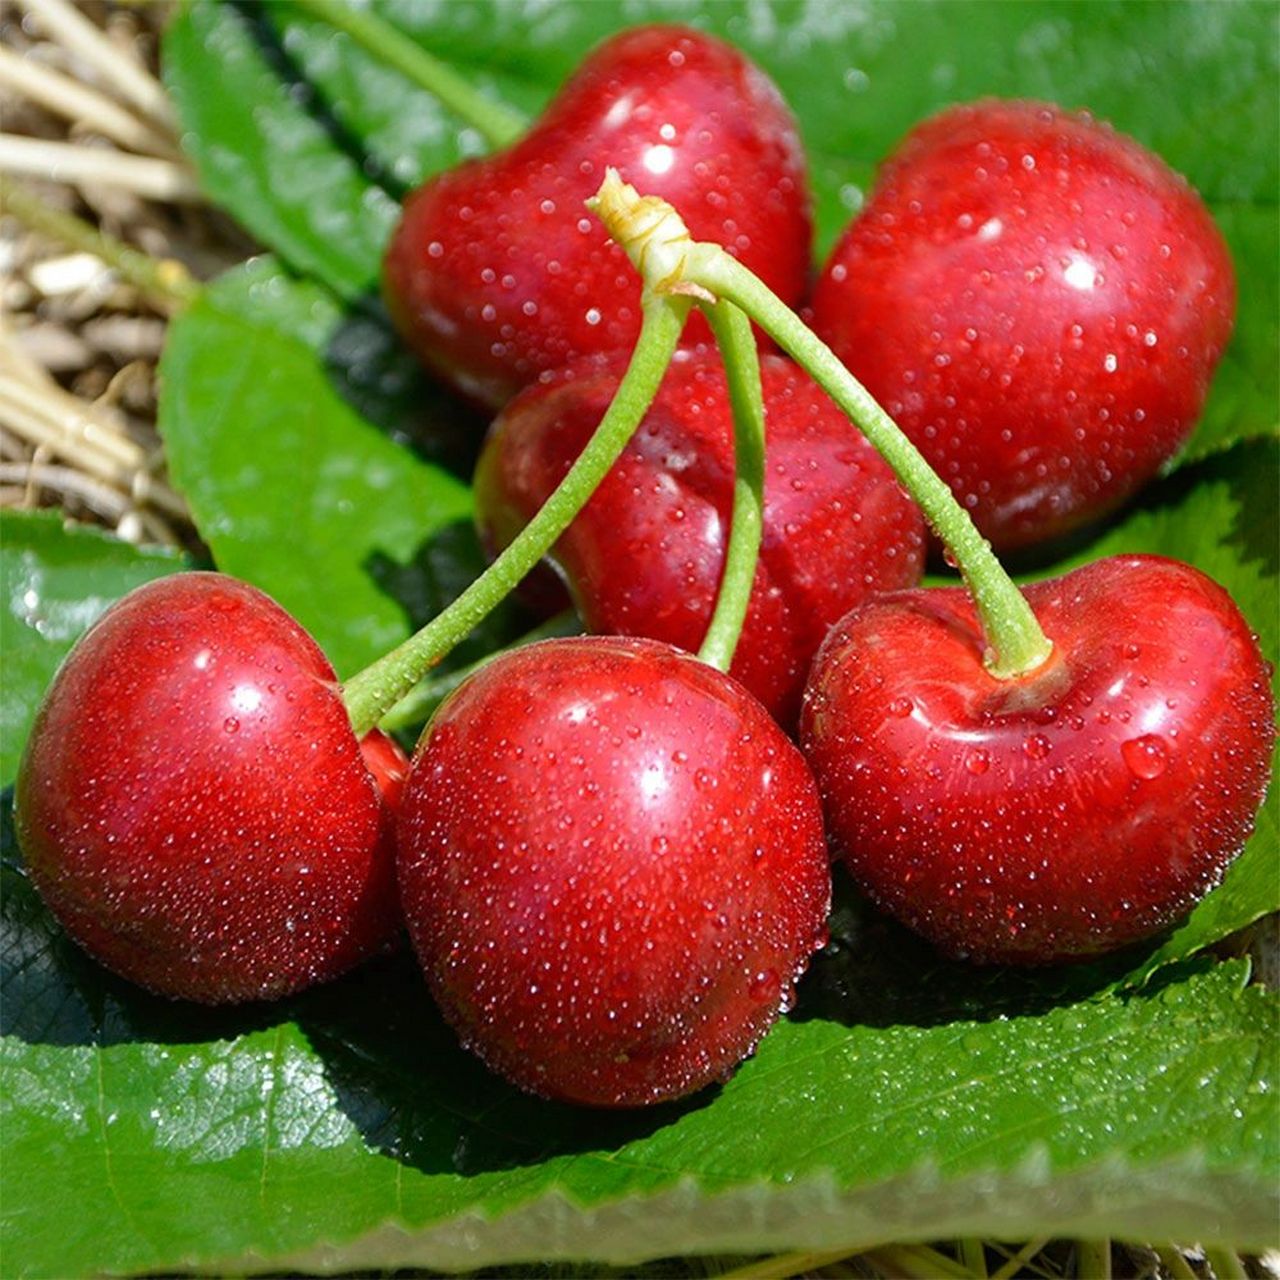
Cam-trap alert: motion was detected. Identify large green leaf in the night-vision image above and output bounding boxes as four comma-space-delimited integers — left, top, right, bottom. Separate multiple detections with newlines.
1180, 207, 1280, 461
156, 255, 491, 679
164, 0, 1279, 458
163, 2, 399, 302
0, 513, 181, 788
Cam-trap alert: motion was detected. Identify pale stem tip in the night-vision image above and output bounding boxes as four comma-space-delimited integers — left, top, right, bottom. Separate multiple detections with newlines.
586, 168, 695, 291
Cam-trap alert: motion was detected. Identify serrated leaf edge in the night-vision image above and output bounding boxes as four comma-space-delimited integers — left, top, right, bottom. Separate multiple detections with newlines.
222, 1151, 1278, 1275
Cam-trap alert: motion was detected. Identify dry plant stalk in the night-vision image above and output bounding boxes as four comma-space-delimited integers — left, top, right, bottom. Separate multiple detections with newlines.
0, 0, 247, 549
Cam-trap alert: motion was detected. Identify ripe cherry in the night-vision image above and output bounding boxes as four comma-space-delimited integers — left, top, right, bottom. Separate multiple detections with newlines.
15, 573, 406, 1004
396, 636, 831, 1107
475, 346, 926, 725
800, 555, 1275, 965
384, 25, 812, 409
810, 99, 1236, 550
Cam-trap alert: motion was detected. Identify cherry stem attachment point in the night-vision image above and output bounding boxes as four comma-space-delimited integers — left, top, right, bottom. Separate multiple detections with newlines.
377, 609, 580, 735
696, 299, 766, 673
285, 0, 527, 150
589, 171, 1053, 682
342, 297, 689, 736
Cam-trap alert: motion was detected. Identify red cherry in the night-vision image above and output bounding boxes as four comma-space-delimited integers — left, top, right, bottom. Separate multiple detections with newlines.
475, 346, 926, 725
15, 573, 405, 1004
384, 25, 812, 409
396, 636, 831, 1107
811, 100, 1236, 550
799, 556, 1274, 964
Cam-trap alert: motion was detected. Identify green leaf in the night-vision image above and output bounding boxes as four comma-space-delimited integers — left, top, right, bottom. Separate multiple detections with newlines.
1052, 436, 1277, 671
163, 1, 400, 302
157, 255, 483, 678
0, 513, 180, 788
1180, 206, 1280, 463
3, 786, 1276, 1279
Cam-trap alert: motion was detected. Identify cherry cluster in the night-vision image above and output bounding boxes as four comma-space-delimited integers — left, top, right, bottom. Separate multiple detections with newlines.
16, 25, 1274, 1109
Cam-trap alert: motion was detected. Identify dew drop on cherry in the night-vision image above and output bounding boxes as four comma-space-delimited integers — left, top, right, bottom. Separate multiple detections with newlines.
1122, 733, 1170, 780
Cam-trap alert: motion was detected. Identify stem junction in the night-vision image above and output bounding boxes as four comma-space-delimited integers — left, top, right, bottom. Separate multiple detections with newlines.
587, 170, 1054, 682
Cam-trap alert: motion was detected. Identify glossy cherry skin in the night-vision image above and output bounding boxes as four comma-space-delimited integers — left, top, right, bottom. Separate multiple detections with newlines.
475, 346, 926, 726
384, 25, 812, 409
396, 636, 831, 1107
15, 573, 407, 1004
800, 556, 1274, 965
811, 100, 1236, 550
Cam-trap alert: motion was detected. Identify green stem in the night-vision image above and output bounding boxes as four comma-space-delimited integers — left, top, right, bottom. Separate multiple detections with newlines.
377, 609, 580, 734
696, 300, 766, 673
342, 298, 688, 735
695, 251, 1052, 681
285, 0, 527, 150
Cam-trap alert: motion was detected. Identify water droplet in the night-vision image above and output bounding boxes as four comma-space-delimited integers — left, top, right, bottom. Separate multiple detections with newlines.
964, 748, 990, 776
1122, 734, 1169, 780
1023, 734, 1051, 760
223, 717, 240, 734
888, 696, 914, 718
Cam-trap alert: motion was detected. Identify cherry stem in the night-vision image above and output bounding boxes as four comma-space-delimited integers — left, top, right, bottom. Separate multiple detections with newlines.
341, 297, 689, 736
696, 299, 766, 673
285, 0, 527, 150
377, 609, 580, 734
684, 215, 1053, 681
